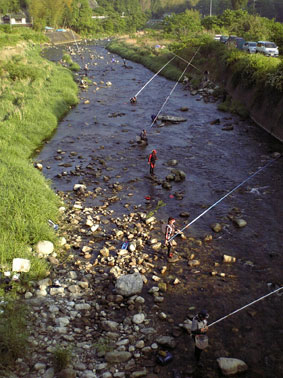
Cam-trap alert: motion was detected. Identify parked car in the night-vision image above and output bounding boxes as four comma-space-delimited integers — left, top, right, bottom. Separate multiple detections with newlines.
235, 37, 245, 50
242, 41, 257, 53
220, 35, 229, 43
225, 35, 238, 47
256, 41, 279, 57
214, 34, 222, 41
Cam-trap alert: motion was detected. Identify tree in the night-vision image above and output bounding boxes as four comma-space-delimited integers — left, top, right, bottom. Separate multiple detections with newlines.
231, 0, 247, 10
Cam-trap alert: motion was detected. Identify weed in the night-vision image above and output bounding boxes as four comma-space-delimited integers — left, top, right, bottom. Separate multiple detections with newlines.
52, 345, 73, 372
0, 299, 29, 368
93, 337, 114, 355
147, 200, 166, 218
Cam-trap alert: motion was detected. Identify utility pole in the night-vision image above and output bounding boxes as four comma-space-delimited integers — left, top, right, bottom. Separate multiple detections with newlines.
210, 0, 213, 17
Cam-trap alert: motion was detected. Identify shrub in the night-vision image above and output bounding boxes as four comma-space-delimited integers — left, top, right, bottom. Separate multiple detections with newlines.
52, 346, 72, 372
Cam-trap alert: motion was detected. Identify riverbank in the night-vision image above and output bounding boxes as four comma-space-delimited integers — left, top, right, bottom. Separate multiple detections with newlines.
107, 35, 283, 141
0, 41, 78, 283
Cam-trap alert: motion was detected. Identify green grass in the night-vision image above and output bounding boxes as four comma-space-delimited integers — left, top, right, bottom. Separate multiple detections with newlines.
52, 345, 73, 372
0, 43, 78, 280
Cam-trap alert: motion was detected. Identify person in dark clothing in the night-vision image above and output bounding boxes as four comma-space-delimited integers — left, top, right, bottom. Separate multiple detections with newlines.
151, 114, 157, 123
164, 217, 177, 258
148, 149, 157, 175
191, 310, 209, 365
130, 96, 137, 104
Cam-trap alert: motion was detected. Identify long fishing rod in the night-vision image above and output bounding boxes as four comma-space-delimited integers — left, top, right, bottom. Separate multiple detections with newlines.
168, 155, 281, 243
134, 56, 176, 98
147, 46, 201, 130
208, 287, 283, 328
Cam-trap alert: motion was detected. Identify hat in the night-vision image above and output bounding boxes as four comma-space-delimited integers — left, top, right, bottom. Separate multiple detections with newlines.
199, 309, 209, 319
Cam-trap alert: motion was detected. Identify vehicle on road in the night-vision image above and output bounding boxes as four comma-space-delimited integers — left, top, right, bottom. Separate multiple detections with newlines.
242, 41, 257, 53
220, 35, 228, 43
235, 37, 245, 50
256, 41, 279, 57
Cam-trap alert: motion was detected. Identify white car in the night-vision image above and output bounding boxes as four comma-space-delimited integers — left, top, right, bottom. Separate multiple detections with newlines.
256, 41, 279, 57
242, 41, 257, 53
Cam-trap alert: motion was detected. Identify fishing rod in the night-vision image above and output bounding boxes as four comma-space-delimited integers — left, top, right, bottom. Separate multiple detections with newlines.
147, 46, 201, 130
208, 286, 283, 328
168, 155, 281, 243
134, 56, 176, 98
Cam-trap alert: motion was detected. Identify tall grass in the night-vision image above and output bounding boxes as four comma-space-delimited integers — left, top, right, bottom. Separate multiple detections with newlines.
0, 42, 78, 279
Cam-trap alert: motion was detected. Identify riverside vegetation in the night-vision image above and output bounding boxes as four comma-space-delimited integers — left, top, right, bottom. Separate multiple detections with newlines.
0, 27, 78, 368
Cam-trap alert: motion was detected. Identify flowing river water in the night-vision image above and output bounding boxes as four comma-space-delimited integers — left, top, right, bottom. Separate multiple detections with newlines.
38, 42, 283, 377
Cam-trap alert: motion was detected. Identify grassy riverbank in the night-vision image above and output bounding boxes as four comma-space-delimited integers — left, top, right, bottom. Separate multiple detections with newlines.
0, 39, 78, 283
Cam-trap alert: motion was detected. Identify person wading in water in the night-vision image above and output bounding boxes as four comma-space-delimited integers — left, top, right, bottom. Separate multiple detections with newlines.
148, 150, 157, 175
191, 310, 209, 366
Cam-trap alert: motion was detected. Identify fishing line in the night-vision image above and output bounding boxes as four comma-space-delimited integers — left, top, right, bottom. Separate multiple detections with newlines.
168, 155, 281, 243
147, 46, 201, 130
208, 286, 283, 328
134, 56, 176, 98
171, 52, 201, 72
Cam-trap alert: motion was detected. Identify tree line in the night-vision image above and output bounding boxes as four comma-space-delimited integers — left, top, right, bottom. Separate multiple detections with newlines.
0, 0, 282, 33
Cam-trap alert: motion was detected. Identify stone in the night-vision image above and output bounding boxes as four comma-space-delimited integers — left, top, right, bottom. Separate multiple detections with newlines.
73, 184, 87, 192
50, 287, 64, 295
57, 368, 76, 378
156, 336, 176, 348
217, 357, 248, 375
38, 278, 52, 289
34, 362, 46, 370
233, 218, 247, 228
145, 216, 156, 225
102, 320, 119, 332
42, 367, 55, 378
211, 223, 222, 233
151, 242, 161, 250
105, 351, 131, 363
131, 369, 147, 377
100, 247, 109, 257
132, 313, 145, 324
188, 260, 200, 267
115, 272, 143, 296
12, 258, 30, 272
75, 303, 91, 311
68, 285, 81, 293
223, 254, 236, 263
56, 317, 70, 327
35, 240, 54, 256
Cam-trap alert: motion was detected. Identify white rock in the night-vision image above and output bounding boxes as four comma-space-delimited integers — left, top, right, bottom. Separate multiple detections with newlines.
217, 357, 248, 375
56, 317, 70, 327
69, 271, 78, 279
233, 218, 247, 228
152, 242, 161, 250
145, 216, 155, 225
58, 237, 67, 246
73, 184, 87, 191
35, 241, 54, 256
75, 303, 91, 311
34, 362, 46, 370
24, 292, 33, 299
91, 224, 100, 232
50, 287, 64, 295
38, 278, 52, 289
115, 272, 143, 296
12, 258, 31, 272
223, 254, 236, 263
132, 313, 145, 324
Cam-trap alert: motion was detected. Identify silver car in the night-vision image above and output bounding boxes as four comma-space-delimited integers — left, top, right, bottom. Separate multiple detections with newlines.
256, 41, 279, 57
242, 41, 257, 53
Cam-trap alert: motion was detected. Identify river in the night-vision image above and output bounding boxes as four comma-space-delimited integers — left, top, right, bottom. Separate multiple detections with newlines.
38, 42, 283, 377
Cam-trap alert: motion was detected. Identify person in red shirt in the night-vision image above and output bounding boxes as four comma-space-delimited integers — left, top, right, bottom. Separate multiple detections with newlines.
148, 150, 157, 175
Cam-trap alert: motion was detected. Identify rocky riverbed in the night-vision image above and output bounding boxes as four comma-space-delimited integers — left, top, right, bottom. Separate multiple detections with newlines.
13, 41, 283, 378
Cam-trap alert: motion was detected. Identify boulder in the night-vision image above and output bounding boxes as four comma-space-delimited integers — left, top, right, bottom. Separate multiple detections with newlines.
105, 351, 131, 363
115, 272, 143, 296
217, 357, 248, 376
132, 313, 145, 324
35, 241, 54, 256
12, 258, 30, 272
233, 218, 247, 228
223, 254, 236, 263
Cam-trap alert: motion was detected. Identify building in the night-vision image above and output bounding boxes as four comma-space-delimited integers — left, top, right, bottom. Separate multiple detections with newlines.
0, 11, 32, 26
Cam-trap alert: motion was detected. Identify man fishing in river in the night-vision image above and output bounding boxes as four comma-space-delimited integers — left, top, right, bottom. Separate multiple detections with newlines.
148, 149, 157, 175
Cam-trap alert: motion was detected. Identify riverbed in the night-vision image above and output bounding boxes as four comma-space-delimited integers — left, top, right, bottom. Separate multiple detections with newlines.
38, 42, 283, 377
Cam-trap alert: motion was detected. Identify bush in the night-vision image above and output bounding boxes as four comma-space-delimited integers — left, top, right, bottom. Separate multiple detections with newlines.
52, 346, 72, 372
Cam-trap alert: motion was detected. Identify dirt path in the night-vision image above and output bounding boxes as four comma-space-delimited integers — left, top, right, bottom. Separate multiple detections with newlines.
37, 42, 283, 377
